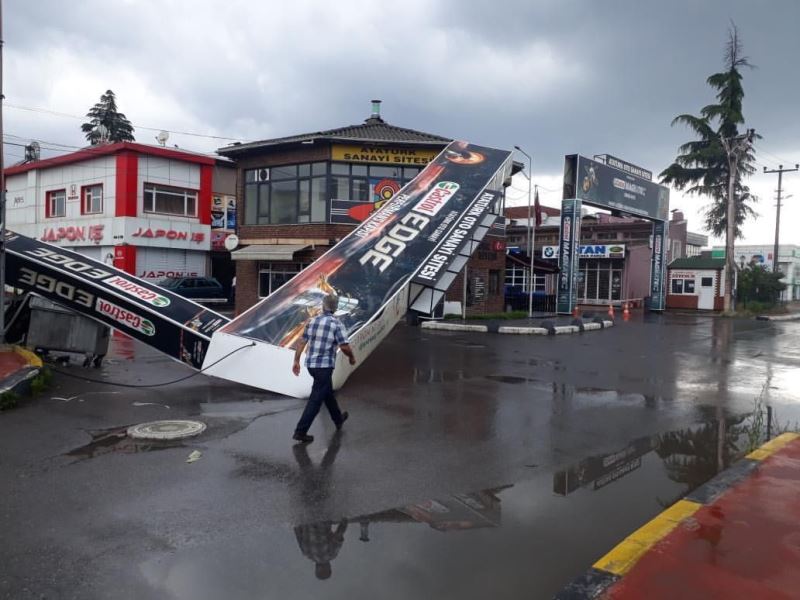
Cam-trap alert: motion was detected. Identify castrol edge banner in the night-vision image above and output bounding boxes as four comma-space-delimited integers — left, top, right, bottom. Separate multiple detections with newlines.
4, 232, 228, 368
222, 141, 512, 348
412, 189, 500, 287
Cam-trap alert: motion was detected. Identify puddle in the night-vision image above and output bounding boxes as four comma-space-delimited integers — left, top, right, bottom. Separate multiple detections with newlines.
138, 415, 764, 599
64, 426, 183, 461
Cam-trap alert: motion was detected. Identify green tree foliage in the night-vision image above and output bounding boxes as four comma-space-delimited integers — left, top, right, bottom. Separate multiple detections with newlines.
737, 264, 786, 306
81, 90, 135, 145
660, 24, 757, 237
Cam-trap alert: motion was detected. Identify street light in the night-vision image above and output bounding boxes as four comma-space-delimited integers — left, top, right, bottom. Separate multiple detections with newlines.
514, 146, 534, 319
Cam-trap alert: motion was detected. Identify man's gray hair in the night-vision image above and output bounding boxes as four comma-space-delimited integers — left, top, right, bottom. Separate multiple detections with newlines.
322, 294, 339, 313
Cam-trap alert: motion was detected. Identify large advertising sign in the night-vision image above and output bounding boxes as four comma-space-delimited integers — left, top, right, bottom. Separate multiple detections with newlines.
556, 199, 581, 314
220, 141, 511, 349
567, 155, 669, 221
4, 232, 229, 368
202, 141, 512, 397
649, 220, 668, 310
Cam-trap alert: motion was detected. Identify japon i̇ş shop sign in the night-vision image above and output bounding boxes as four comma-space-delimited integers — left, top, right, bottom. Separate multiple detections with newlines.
542, 244, 625, 259
41, 225, 105, 243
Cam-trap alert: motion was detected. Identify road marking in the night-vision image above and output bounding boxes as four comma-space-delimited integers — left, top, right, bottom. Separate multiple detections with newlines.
593, 499, 701, 576
746, 432, 800, 461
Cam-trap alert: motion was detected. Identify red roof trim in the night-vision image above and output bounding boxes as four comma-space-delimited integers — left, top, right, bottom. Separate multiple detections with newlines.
5, 141, 215, 176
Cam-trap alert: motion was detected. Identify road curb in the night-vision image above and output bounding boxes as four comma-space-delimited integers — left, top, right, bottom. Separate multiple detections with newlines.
756, 313, 800, 321
554, 432, 800, 599
0, 346, 43, 396
422, 320, 614, 335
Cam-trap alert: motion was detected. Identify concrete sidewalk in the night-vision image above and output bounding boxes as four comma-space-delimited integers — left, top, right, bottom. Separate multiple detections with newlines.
557, 432, 800, 599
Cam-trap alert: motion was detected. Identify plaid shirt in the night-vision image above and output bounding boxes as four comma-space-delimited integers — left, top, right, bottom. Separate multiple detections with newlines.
303, 312, 348, 369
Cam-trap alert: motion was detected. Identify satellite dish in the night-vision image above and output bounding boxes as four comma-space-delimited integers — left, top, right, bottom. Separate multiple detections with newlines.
156, 130, 170, 146
224, 234, 240, 252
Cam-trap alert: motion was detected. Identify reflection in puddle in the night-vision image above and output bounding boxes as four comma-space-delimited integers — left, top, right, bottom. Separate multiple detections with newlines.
553, 415, 749, 502
64, 426, 183, 461
289, 415, 757, 586
294, 485, 512, 580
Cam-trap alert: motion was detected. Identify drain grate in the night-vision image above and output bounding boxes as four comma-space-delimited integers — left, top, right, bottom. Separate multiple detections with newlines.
127, 420, 206, 440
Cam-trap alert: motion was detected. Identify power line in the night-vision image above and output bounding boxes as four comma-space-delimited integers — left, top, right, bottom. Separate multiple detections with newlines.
5, 102, 247, 142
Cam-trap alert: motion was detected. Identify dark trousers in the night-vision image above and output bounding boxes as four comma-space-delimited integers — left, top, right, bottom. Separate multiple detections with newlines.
295, 368, 344, 434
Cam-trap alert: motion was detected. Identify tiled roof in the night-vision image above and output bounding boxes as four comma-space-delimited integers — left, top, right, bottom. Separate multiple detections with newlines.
669, 257, 725, 270
219, 117, 451, 156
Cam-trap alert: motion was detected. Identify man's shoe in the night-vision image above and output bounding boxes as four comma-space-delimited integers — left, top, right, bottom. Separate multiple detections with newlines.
336, 412, 349, 431
293, 432, 314, 443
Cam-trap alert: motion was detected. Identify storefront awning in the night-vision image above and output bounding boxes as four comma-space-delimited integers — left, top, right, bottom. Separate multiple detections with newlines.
231, 244, 309, 261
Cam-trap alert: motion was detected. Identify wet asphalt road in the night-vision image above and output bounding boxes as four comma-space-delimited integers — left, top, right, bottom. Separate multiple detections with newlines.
1, 313, 799, 599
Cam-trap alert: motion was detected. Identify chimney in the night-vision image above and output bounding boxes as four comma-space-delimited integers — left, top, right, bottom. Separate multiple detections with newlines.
671, 210, 685, 222
366, 99, 384, 124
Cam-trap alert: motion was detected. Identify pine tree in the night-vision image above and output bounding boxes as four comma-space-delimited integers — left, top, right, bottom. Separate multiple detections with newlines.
659, 24, 757, 238
81, 90, 135, 145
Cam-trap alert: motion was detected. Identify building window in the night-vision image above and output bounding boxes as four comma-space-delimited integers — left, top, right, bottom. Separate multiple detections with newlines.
329, 163, 419, 205
489, 270, 500, 295
244, 162, 328, 225
46, 189, 66, 218
81, 184, 103, 214
671, 240, 682, 259
143, 183, 197, 217
670, 278, 696, 295
504, 264, 546, 293
258, 262, 307, 297
576, 258, 624, 302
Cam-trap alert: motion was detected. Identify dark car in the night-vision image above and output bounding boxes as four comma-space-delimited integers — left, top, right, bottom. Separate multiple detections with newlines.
156, 276, 227, 303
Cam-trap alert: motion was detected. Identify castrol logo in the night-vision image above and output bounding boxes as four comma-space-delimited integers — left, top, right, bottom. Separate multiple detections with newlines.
104, 275, 171, 307
413, 181, 459, 217
95, 298, 155, 336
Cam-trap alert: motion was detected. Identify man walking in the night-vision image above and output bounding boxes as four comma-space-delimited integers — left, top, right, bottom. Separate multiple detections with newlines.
292, 294, 356, 443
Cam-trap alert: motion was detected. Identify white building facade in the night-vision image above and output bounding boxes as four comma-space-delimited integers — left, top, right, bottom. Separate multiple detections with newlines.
713, 244, 800, 301
5, 143, 234, 281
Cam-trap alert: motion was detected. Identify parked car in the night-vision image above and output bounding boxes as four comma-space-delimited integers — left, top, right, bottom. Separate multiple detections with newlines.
156, 276, 227, 303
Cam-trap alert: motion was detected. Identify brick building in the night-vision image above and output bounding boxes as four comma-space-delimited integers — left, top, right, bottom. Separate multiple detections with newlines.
504, 207, 708, 306
220, 102, 510, 316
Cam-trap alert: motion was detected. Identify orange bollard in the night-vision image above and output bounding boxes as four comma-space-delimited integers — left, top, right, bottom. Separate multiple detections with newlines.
608, 303, 615, 318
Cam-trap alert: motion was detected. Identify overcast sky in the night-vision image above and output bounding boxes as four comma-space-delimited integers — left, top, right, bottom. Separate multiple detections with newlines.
5, 0, 800, 246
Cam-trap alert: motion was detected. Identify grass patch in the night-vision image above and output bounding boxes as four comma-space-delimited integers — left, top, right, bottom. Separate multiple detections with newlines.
744, 383, 799, 451
29, 368, 53, 396
0, 391, 19, 411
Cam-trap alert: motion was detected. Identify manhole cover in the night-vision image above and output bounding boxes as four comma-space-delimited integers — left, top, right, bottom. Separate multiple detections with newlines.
127, 420, 206, 440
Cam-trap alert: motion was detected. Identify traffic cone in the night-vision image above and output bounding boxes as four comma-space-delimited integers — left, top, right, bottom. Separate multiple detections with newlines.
608, 303, 615, 318
572, 305, 581, 318
623, 302, 631, 320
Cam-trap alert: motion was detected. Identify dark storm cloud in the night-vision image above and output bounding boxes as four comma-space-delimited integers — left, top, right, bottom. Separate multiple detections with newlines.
4, 0, 800, 241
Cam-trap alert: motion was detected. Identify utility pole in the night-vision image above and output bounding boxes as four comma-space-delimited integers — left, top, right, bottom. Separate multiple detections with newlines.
763, 163, 799, 276
0, 0, 6, 344
514, 146, 534, 318
719, 129, 755, 313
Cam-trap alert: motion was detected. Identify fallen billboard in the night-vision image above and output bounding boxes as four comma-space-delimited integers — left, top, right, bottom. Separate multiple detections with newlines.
4, 232, 229, 369
202, 141, 513, 397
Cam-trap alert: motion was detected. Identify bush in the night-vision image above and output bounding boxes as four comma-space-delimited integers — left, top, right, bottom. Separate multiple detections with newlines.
737, 264, 786, 307
29, 368, 52, 396
0, 391, 19, 411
